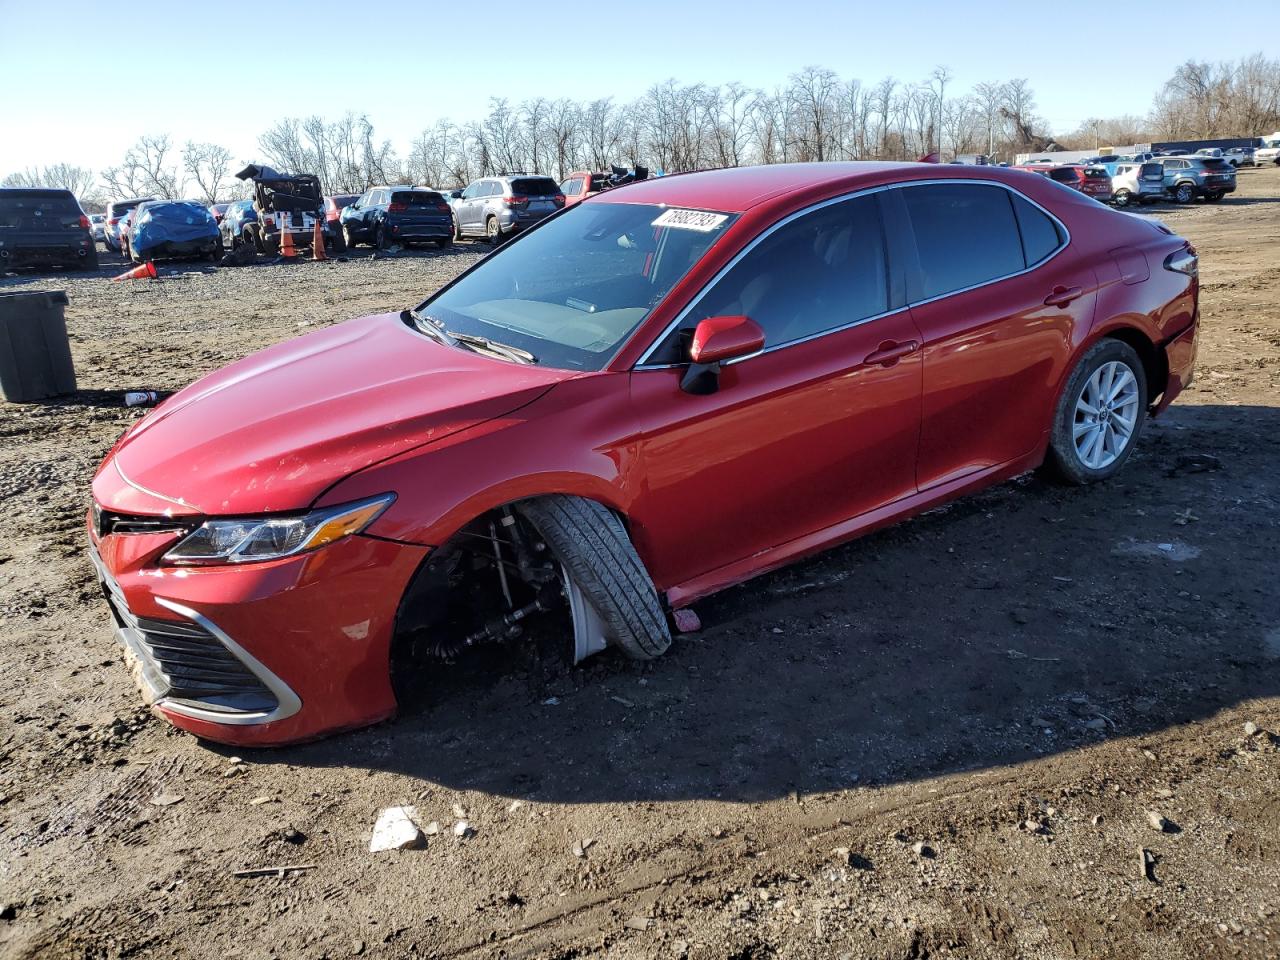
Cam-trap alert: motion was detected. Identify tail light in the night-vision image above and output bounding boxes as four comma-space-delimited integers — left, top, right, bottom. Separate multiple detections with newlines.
436, 202, 451, 213
504, 195, 527, 207
108, 217, 120, 226
1164, 245, 1198, 278
387, 202, 408, 212
264, 216, 276, 229
553, 194, 566, 207
79, 215, 90, 229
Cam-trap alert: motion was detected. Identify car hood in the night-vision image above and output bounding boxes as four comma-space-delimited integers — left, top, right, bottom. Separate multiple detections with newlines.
98, 312, 578, 516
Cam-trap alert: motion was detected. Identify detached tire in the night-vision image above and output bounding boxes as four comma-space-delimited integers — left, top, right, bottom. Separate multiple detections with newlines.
1044, 338, 1147, 486
517, 495, 671, 660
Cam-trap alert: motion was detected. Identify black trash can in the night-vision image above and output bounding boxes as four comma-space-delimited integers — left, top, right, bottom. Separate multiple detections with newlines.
0, 290, 77, 402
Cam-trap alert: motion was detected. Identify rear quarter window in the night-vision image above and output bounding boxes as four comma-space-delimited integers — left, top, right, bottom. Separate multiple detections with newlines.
1010, 193, 1064, 267
902, 184, 1025, 300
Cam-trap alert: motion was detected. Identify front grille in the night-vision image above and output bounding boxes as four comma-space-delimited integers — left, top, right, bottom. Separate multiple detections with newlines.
93, 548, 277, 714
93, 505, 193, 538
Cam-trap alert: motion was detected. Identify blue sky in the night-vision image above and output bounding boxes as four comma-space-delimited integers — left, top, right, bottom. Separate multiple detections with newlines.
2, 0, 1276, 176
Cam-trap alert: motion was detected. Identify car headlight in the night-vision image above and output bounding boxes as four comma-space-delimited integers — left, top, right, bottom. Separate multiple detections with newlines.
161, 494, 395, 566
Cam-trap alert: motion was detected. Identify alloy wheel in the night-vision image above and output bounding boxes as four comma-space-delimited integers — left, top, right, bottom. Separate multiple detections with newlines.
1073, 361, 1140, 470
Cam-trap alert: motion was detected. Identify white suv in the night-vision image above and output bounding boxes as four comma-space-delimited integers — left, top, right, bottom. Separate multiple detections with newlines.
1111, 162, 1167, 207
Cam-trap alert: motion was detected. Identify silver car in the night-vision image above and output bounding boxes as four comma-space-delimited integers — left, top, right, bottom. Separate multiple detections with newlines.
451, 174, 565, 243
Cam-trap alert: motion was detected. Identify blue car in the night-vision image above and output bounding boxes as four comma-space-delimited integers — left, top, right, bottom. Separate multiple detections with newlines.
129, 200, 222, 263
219, 198, 259, 250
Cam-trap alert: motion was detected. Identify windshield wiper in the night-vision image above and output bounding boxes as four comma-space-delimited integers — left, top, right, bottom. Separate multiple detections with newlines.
448, 331, 537, 365
406, 308, 452, 346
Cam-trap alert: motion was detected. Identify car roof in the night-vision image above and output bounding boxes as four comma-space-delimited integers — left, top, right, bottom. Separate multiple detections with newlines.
592, 162, 1044, 213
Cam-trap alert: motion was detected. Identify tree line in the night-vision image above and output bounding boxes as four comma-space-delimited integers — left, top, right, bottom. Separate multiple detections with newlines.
6, 54, 1278, 208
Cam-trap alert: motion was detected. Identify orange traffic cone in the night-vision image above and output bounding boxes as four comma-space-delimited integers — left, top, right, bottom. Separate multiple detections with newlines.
279, 226, 296, 260
112, 260, 157, 282
311, 219, 327, 261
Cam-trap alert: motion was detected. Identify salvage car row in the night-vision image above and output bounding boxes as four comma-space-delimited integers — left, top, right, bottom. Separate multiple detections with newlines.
1012, 152, 1242, 207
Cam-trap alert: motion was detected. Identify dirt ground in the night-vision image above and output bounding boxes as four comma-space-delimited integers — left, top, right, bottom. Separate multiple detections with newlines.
1, 170, 1278, 960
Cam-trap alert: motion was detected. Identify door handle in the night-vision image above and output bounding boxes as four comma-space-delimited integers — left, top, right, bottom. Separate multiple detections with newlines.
863, 340, 919, 367
1043, 285, 1084, 308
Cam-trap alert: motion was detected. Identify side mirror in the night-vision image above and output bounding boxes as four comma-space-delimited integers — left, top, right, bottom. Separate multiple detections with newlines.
681, 315, 765, 395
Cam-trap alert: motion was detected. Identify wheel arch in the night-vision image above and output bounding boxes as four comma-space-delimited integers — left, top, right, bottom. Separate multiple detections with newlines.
1095, 323, 1166, 406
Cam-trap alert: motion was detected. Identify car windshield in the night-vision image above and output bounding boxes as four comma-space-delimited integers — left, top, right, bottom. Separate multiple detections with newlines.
417, 202, 737, 370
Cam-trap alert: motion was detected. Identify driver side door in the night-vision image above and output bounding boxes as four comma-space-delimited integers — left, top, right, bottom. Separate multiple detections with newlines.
627, 193, 923, 594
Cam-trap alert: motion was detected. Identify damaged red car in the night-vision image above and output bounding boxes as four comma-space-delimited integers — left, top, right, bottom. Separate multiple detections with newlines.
88, 162, 1199, 745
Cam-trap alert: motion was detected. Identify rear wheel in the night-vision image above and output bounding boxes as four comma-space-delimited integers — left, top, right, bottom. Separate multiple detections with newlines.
343, 224, 359, 250
1044, 339, 1147, 485
376, 223, 390, 250
485, 216, 501, 245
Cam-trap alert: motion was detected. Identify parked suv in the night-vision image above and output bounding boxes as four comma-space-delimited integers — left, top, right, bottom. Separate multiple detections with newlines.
235, 164, 325, 255
1110, 162, 1166, 207
452, 174, 564, 242
1046, 165, 1113, 202
340, 187, 454, 250
0, 188, 98, 271
1156, 156, 1237, 203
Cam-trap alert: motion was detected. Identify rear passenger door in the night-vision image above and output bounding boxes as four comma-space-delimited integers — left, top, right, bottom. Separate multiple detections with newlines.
892, 182, 1097, 490
457, 182, 481, 233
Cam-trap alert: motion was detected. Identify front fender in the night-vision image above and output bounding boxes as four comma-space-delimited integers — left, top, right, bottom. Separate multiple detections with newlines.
315, 373, 642, 548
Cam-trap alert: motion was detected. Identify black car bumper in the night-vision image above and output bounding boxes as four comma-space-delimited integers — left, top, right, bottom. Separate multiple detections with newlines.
0, 237, 95, 268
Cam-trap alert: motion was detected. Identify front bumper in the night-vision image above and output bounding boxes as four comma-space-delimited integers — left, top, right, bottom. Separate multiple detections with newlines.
87, 516, 429, 745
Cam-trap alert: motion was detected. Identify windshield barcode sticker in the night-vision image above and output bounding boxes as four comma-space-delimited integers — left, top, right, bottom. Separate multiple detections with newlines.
652, 209, 728, 232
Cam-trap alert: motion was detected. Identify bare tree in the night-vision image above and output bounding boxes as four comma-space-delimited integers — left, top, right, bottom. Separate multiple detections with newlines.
182, 142, 234, 204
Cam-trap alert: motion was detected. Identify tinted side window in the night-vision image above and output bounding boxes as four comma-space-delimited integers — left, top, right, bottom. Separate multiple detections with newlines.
1010, 193, 1063, 267
902, 184, 1024, 300
658, 194, 888, 359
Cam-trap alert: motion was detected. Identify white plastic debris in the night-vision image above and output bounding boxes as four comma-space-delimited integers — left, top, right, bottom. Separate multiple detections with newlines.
369, 806, 425, 852
453, 820, 475, 839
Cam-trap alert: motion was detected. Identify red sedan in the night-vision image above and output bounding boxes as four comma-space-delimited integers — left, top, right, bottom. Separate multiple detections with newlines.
88, 162, 1199, 745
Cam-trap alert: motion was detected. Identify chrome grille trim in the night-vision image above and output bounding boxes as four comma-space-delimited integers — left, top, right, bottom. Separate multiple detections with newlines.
88, 542, 302, 726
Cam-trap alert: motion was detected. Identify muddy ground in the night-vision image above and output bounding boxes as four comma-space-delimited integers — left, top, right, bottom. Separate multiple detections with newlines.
1, 170, 1278, 960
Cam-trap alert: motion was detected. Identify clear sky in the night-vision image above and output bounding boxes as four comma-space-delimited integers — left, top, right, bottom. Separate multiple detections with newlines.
2, 0, 1276, 177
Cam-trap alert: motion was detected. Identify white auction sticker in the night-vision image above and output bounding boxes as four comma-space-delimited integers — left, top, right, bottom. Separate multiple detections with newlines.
651, 208, 729, 232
